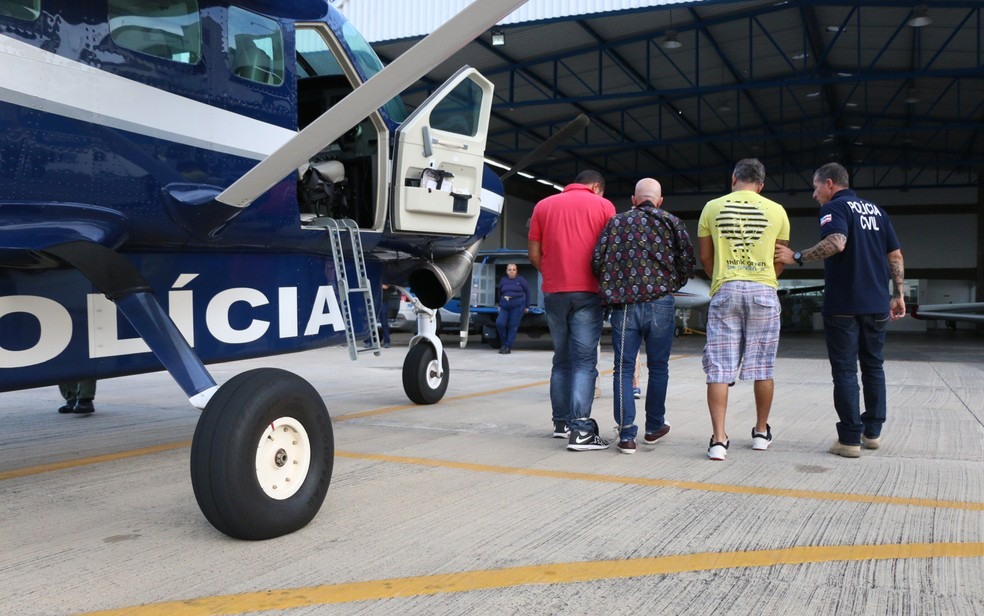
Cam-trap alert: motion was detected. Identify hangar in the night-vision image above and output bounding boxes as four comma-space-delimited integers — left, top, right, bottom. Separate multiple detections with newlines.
336, 0, 984, 329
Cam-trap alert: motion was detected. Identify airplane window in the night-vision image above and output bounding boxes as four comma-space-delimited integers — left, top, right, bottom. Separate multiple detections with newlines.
0, 0, 40, 21
228, 7, 284, 86
296, 29, 346, 79
338, 21, 408, 123
429, 78, 482, 137
108, 0, 201, 64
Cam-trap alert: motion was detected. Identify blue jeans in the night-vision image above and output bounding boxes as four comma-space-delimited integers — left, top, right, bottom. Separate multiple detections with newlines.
610, 296, 675, 439
544, 292, 603, 433
823, 313, 889, 445
495, 297, 525, 348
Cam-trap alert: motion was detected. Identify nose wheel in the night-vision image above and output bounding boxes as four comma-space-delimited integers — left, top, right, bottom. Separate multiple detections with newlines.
191, 368, 333, 540
402, 343, 450, 404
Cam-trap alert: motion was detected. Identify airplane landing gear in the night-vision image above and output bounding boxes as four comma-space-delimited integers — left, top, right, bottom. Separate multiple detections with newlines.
190, 368, 334, 540
402, 343, 450, 404
400, 293, 450, 404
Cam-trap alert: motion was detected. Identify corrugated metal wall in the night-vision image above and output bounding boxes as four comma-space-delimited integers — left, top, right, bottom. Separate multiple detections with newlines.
332, 0, 682, 43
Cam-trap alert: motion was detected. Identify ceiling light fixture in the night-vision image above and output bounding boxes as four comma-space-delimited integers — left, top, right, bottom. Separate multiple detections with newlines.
908, 5, 932, 28
904, 88, 921, 104
491, 27, 505, 46
661, 30, 682, 49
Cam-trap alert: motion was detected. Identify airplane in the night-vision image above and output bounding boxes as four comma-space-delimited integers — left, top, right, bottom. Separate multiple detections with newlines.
0, 0, 537, 540
910, 302, 984, 326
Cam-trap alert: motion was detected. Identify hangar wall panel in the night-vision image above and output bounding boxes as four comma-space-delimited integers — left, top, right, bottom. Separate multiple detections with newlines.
334, 0, 687, 43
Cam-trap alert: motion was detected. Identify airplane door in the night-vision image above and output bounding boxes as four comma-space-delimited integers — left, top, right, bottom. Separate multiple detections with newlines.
391, 67, 493, 236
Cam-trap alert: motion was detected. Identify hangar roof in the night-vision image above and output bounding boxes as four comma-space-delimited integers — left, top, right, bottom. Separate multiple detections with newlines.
346, 0, 984, 201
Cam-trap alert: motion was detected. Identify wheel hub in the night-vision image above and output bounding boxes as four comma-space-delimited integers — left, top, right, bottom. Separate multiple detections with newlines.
254, 417, 311, 500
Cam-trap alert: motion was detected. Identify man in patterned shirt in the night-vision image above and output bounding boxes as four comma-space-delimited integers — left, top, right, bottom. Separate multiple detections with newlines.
697, 159, 790, 461
592, 178, 696, 454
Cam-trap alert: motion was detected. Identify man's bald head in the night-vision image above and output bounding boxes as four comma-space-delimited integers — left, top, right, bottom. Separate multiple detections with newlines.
632, 178, 663, 208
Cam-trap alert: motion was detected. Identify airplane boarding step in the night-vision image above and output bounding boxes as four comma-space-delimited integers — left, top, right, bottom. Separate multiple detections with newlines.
325, 218, 380, 359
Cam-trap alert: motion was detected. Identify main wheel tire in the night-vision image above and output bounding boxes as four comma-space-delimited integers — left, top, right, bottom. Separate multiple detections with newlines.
190, 368, 334, 540
402, 343, 450, 405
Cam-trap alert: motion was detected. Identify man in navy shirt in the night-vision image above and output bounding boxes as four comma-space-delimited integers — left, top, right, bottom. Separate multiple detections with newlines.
776, 163, 905, 458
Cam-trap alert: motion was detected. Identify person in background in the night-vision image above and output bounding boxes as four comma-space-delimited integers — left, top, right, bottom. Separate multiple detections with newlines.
592, 177, 696, 454
495, 263, 530, 354
529, 169, 615, 451
58, 379, 97, 414
775, 162, 905, 458
365, 283, 392, 349
697, 158, 789, 461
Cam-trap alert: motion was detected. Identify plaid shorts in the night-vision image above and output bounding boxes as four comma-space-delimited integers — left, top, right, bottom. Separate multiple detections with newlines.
702, 281, 781, 383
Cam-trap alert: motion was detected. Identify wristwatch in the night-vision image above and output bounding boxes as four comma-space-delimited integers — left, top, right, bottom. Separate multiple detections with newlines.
793, 251, 804, 266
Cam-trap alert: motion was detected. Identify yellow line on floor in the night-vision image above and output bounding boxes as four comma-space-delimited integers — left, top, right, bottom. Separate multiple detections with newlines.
5, 443, 984, 512
0, 441, 192, 481
81, 541, 984, 615
337, 450, 984, 511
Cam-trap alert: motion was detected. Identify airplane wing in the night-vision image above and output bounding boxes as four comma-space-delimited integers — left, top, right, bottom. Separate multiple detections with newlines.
216, 0, 532, 208
910, 302, 984, 323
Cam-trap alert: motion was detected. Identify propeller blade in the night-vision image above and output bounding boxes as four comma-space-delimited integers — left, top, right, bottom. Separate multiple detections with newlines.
216, 0, 533, 208
499, 114, 590, 182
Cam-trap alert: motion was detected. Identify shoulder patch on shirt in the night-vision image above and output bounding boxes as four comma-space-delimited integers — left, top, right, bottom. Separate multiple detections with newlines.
819, 213, 833, 226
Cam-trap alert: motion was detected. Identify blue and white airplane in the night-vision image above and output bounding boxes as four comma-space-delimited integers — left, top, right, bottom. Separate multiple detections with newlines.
0, 0, 532, 539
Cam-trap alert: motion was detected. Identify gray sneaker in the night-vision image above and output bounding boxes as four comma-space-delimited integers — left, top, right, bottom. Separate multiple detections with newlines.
861, 434, 881, 450
830, 440, 862, 458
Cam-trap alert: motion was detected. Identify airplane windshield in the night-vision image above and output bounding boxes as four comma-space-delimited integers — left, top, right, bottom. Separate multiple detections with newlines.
337, 21, 408, 124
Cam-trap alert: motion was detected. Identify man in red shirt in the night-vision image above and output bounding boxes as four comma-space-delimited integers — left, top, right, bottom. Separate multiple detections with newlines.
529, 170, 616, 451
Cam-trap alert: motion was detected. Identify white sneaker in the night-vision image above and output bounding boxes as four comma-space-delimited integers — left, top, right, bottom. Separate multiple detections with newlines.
751, 424, 773, 451
707, 438, 729, 460
861, 434, 881, 450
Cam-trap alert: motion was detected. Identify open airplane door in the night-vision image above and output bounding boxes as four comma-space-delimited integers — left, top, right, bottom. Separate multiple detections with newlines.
391, 67, 493, 236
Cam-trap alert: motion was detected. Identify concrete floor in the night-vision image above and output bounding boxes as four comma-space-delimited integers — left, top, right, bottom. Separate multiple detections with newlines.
1, 329, 982, 615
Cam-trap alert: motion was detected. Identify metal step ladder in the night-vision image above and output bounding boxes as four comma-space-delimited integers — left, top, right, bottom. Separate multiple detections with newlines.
325, 218, 379, 360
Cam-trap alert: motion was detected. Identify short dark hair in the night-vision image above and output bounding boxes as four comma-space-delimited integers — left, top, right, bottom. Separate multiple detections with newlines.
574, 169, 605, 190
733, 158, 765, 185
813, 162, 850, 188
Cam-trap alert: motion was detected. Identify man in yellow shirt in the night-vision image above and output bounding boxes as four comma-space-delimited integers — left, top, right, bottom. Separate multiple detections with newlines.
697, 159, 789, 460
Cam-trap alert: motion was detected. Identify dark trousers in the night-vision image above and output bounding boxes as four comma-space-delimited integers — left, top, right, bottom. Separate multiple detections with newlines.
495, 297, 525, 348
823, 313, 889, 445
59, 379, 97, 401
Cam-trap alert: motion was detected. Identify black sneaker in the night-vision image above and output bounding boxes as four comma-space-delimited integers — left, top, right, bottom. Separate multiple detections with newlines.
73, 399, 95, 414
552, 420, 569, 438
567, 430, 610, 451
58, 399, 76, 414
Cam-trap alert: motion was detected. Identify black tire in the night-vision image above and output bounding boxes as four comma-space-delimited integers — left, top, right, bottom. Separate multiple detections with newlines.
190, 368, 334, 540
402, 343, 450, 405
674, 325, 683, 337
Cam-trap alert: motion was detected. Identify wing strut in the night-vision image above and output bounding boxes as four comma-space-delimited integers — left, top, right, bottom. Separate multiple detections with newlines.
216, 0, 531, 208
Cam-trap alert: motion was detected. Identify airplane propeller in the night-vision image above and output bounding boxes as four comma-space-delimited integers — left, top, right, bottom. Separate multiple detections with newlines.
498, 113, 590, 182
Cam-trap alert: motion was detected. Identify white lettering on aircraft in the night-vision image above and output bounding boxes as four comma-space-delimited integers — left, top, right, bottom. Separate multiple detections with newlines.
0, 278, 345, 368
0, 296, 73, 368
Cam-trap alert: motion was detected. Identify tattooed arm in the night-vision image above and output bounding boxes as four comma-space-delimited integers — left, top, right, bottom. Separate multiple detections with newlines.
774, 233, 846, 265
888, 249, 906, 319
